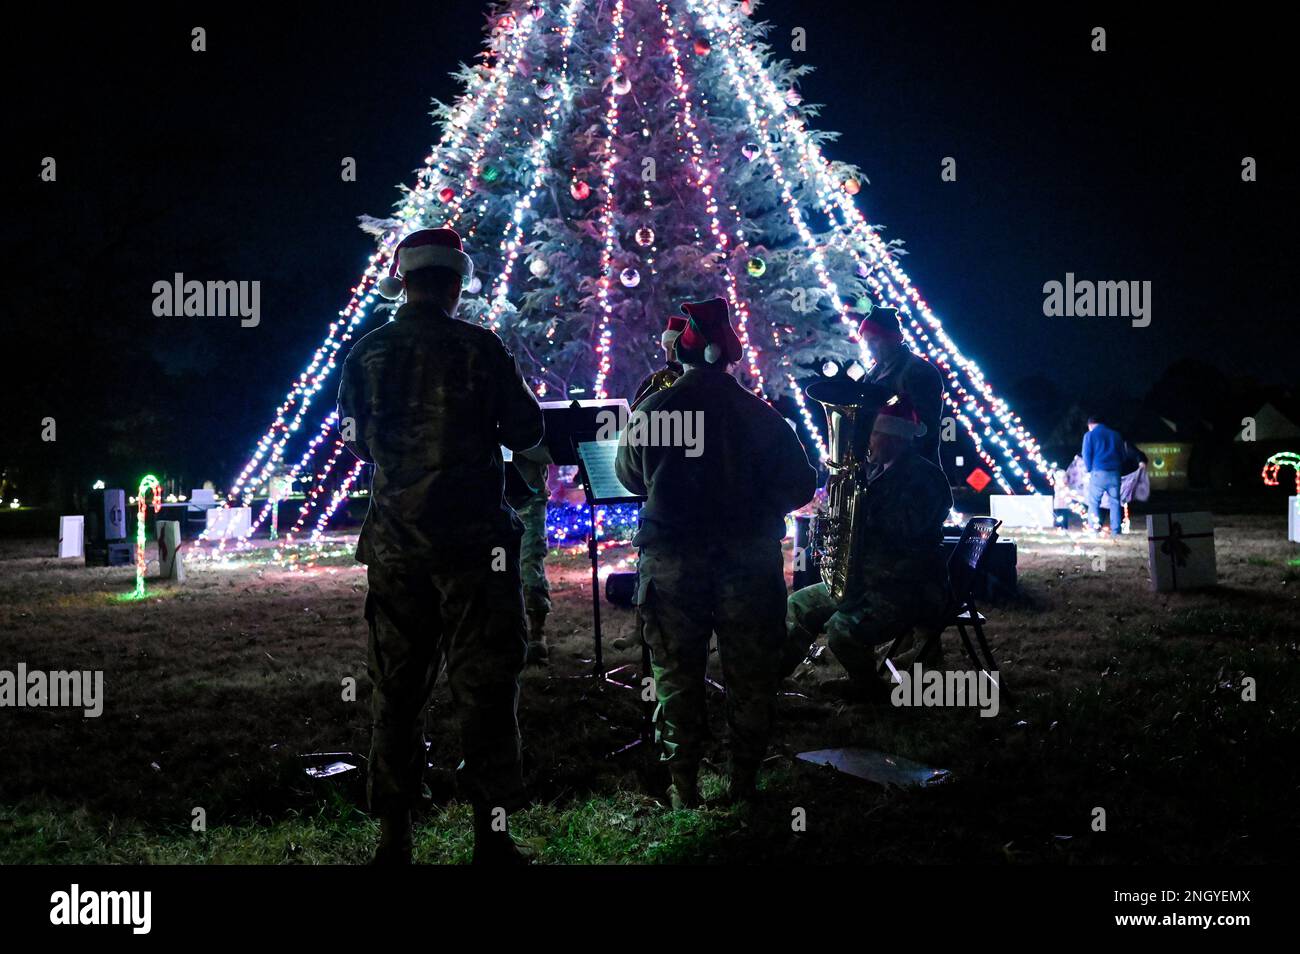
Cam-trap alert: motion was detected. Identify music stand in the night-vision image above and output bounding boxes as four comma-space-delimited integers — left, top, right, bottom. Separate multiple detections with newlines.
573, 436, 643, 682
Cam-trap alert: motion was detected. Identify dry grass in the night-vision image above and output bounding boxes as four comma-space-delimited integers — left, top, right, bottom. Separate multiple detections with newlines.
1, 513, 1296, 864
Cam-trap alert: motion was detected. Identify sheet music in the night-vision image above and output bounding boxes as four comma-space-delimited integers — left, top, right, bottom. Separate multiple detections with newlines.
576, 439, 641, 503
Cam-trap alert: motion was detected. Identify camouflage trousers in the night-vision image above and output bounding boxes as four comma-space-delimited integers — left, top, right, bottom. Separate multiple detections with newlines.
636, 538, 787, 770
513, 492, 551, 621
785, 580, 944, 683
364, 545, 528, 815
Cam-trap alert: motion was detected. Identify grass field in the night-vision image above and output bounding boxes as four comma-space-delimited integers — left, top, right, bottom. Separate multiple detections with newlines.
1, 514, 1297, 864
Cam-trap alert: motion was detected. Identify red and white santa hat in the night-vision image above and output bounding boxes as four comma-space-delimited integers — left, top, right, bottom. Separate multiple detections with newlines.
873, 394, 927, 438
661, 315, 689, 353
376, 227, 474, 299
676, 297, 743, 365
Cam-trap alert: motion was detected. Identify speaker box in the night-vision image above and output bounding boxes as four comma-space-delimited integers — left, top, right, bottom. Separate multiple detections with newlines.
86, 541, 134, 567
604, 571, 638, 607
87, 488, 127, 543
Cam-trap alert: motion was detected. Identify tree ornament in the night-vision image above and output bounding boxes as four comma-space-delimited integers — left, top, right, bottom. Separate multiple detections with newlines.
438, 186, 455, 203
529, 4, 544, 19
496, 14, 517, 33
741, 142, 760, 161
530, 257, 550, 278
694, 37, 711, 56
612, 72, 632, 95
842, 177, 861, 195
619, 267, 641, 288
570, 179, 591, 200
785, 88, 802, 107
537, 81, 555, 100
467, 275, 483, 294
634, 227, 655, 247
482, 163, 502, 184
746, 257, 767, 278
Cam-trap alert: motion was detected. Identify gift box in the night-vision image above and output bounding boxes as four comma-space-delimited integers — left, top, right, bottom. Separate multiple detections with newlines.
157, 520, 185, 582
204, 506, 252, 539
58, 515, 84, 559
1290, 497, 1299, 544
989, 493, 1054, 529
1146, 512, 1216, 592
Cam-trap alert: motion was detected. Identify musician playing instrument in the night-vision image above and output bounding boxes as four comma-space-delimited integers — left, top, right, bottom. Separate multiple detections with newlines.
616, 297, 816, 807
630, 315, 687, 409
783, 395, 953, 696
856, 304, 945, 466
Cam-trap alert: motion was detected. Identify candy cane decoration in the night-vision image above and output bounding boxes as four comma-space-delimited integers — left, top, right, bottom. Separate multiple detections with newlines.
1262, 452, 1300, 494
134, 474, 163, 598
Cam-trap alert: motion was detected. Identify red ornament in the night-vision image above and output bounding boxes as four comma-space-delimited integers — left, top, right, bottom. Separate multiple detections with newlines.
965, 468, 992, 493
570, 179, 591, 200
438, 186, 455, 203
694, 37, 711, 56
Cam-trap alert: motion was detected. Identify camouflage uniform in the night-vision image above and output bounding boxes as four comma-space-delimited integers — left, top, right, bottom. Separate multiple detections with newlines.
866, 347, 946, 465
614, 366, 817, 782
786, 448, 953, 683
338, 300, 544, 816
506, 455, 551, 624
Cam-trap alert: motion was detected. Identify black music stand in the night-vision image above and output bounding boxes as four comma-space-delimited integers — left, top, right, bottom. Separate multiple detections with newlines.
573, 436, 643, 681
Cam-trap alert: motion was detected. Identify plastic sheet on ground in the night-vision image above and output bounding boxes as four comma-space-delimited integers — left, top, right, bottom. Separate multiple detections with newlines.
796, 747, 953, 788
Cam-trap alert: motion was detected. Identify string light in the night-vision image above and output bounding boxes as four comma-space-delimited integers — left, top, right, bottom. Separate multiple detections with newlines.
134, 475, 162, 599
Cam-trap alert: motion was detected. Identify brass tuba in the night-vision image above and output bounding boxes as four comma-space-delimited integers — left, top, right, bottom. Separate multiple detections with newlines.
806, 378, 891, 603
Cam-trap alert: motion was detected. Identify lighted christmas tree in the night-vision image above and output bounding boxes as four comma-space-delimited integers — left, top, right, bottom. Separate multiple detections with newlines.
219, 0, 1060, 542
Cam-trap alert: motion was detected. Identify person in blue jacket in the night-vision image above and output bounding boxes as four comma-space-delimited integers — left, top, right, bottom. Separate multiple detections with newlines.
1082, 415, 1126, 535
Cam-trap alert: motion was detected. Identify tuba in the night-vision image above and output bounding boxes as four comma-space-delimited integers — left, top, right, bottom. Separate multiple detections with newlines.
806, 379, 891, 603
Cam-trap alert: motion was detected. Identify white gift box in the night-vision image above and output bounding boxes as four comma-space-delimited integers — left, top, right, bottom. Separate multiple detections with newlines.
189, 488, 217, 508
989, 494, 1055, 528
157, 520, 185, 582
1146, 512, 1217, 592
1289, 497, 1300, 544
204, 506, 252, 539
58, 515, 84, 559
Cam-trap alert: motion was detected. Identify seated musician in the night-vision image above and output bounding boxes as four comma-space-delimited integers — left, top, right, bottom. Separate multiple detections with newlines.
783, 396, 953, 696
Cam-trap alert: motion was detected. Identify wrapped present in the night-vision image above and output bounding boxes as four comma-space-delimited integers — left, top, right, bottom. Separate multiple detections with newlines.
989, 493, 1054, 529
59, 515, 84, 559
1146, 512, 1216, 592
157, 520, 185, 582
1290, 497, 1300, 544
204, 506, 252, 540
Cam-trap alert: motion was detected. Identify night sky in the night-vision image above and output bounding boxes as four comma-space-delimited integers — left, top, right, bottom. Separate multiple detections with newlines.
8, 1, 1292, 489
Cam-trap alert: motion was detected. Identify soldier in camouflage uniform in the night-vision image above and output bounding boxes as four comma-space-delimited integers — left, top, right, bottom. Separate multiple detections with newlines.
856, 304, 946, 466
784, 395, 953, 694
338, 228, 544, 865
505, 452, 552, 663
615, 298, 817, 808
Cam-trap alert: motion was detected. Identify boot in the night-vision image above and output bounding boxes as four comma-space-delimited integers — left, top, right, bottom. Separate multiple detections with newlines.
471, 804, 533, 865
525, 609, 549, 664
667, 763, 701, 810
370, 809, 412, 865
725, 759, 760, 806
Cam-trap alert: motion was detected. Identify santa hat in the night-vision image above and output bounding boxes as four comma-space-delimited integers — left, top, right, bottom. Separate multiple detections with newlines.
376, 227, 474, 299
873, 394, 927, 438
661, 315, 688, 353
854, 302, 903, 339
676, 298, 743, 365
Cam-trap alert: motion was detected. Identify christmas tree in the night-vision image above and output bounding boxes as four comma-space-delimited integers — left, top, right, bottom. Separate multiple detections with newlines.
221, 0, 1059, 541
